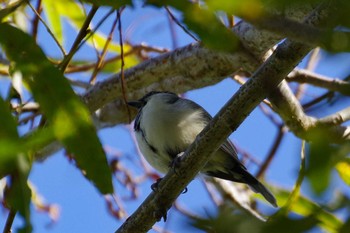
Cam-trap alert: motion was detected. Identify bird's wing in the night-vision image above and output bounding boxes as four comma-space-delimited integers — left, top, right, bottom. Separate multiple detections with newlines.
220, 139, 240, 161
183, 98, 240, 161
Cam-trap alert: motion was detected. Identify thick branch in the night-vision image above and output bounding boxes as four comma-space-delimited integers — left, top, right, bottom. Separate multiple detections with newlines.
239, 11, 350, 52
83, 43, 257, 112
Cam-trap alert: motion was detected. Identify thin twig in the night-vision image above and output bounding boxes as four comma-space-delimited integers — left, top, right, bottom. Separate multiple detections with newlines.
278, 140, 306, 215
294, 48, 320, 100
117, 8, 131, 123
3, 210, 16, 233
30, 0, 42, 41
27, 1, 66, 56
65, 44, 168, 73
73, 8, 115, 59
165, 6, 198, 42
89, 10, 119, 84
58, 5, 99, 71
259, 104, 282, 126
166, 6, 178, 49
287, 69, 350, 96
302, 91, 334, 110
256, 125, 286, 178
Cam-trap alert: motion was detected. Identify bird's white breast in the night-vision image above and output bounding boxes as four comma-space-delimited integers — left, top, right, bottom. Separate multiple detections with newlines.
137, 97, 207, 173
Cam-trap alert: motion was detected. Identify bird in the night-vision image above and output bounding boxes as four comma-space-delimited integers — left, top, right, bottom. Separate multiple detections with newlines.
128, 91, 277, 207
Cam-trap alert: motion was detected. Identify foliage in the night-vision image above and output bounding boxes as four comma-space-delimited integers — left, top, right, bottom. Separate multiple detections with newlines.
0, 0, 349, 233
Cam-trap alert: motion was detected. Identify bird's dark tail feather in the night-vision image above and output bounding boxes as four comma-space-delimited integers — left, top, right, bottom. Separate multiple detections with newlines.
248, 180, 277, 208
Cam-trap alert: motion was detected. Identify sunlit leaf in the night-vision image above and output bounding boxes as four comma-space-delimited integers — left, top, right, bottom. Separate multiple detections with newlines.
42, 0, 130, 54
0, 0, 25, 21
336, 157, 350, 186
271, 188, 342, 233
0, 23, 113, 194
207, 0, 264, 19
42, 0, 64, 44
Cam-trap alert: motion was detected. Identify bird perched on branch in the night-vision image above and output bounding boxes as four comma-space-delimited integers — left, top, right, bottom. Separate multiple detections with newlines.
128, 91, 277, 208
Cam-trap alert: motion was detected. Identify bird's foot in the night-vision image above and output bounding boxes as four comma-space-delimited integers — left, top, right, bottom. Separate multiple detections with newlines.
151, 178, 162, 192
169, 152, 184, 174
154, 206, 169, 222
151, 177, 187, 194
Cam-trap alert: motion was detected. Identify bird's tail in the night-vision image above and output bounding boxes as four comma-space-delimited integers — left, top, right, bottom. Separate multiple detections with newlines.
248, 178, 277, 208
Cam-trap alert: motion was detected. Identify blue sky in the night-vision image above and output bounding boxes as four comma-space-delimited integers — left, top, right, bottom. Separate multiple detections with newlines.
1, 2, 350, 233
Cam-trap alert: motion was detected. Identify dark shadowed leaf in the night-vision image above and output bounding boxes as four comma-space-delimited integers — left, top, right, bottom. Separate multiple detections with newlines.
190, 205, 319, 233
0, 23, 113, 194
5, 156, 32, 233
81, 0, 132, 8
0, 96, 32, 232
149, 0, 240, 52
265, 215, 318, 233
306, 139, 335, 194
339, 217, 350, 233
0, 96, 20, 176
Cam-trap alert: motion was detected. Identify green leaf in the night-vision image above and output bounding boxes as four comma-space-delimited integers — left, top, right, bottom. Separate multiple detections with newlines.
207, 0, 264, 18
306, 140, 335, 194
0, 95, 18, 139
5, 156, 32, 233
272, 188, 342, 233
0, 23, 113, 194
191, 205, 319, 233
0, 95, 20, 176
42, 0, 64, 44
265, 215, 318, 233
42, 0, 129, 54
339, 217, 350, 233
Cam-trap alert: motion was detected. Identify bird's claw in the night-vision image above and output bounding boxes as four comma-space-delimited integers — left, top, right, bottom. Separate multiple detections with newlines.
151, 178, 162, 192
151, 177, 188, 195
154, 206, 168, 222
169, 152, 184, 175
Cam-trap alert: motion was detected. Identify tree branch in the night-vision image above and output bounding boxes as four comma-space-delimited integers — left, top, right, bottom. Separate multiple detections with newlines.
238, 10, 350, 52
287, 68, 350, 95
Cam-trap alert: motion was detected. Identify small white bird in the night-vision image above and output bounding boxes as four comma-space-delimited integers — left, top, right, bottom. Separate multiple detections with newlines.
128, 91, 277, 207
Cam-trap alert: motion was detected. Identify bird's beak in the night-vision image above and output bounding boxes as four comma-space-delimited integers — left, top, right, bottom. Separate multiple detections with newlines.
127, 100, 143, 109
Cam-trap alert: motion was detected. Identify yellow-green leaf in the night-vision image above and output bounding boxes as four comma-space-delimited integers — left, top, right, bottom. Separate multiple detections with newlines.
336, 158, 350, 186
